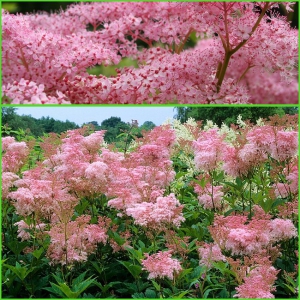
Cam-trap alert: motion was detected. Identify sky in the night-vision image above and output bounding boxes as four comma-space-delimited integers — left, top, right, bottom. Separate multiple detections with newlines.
15, 107, 177, 126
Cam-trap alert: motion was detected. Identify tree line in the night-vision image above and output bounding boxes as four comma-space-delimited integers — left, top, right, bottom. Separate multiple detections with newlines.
2, 107, 297, 145
1, 108, 156, 145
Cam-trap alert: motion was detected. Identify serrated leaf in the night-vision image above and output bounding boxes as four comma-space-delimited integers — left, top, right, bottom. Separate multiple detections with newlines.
132, 292, 145, 298
3, 262, 34, 281
145, 289, 157, 298
52, 282, 77, 298
73, 277, 95, 293
72, 270, 88, 287
44, 283, 66, 298
124, 246, 143, 261
151, 280, 160, 292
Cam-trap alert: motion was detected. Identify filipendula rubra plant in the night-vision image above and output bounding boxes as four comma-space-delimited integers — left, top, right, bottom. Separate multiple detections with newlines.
2, 2, 298, 104
2, 116, 298, 298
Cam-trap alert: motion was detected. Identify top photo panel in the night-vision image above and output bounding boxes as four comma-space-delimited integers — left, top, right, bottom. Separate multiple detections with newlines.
2, 1, 298, 105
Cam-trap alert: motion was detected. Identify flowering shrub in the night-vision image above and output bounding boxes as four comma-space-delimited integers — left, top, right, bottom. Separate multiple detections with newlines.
2, 115, 298, 298
2, 2, 298, 104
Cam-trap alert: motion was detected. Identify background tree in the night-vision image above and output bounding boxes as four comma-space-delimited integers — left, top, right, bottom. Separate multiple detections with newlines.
140, 121, 156, 131
99, 117, 130, 144
1, 108, 79, 137
174, 107, 298, 126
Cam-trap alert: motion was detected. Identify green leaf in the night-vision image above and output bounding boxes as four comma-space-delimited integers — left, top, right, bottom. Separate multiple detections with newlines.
34, 275, 50, 292
94, 281, 121, 293
124, 246, 143, 261
44, 283, 66, 298
235, 177, 243, 188
151, 280, 160, 292
32, 247, 44, 259
203, 288, 221, 298
72, 277, 95, 294
174, 290, 191, 298
3, 262, 34, 281
145, 289, 157, 298
90, 261, 108, 276
132, 292, 145, 298
271, 198, 287, 209
51, 282, 77, 298
72, 271, 88, 287
177, 268, 193, 280
111, 231, 125, 246
7, 241, 28, 256
75, 199, 90, 215
118, 260, 142, 279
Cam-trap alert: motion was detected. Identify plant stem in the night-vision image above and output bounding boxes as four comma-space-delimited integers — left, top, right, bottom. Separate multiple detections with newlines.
216, 3, 271, 91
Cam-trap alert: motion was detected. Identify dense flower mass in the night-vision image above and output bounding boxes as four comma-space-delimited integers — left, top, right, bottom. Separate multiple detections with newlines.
141, 250, 182, 280
2, 116, 298, 298
2, 137, 29, 172
2, 2, 298, 104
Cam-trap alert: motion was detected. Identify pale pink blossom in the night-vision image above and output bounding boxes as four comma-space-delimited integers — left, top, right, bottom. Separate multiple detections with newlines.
234, 264, 279, 298
194, 183, 223, 210
2, 172, 19, 199
126, 194, 185, 228
14, 220, 46, 241
2, 137, 29, 173
47, 215, 108, 265
198, 243, 226, 268
141, 250, 182, 280
193, 129, 226, 171
269, 219, 297, 241
2, 3, 297, 104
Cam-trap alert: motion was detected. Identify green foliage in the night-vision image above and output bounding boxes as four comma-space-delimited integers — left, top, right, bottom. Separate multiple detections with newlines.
175, 107, 297, 126
87, 58, 138, 77
44, 272, 95, 298
2, 107, 79, 137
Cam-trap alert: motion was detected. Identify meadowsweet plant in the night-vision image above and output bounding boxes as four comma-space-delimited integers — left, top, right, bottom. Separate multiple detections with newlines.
2, 115, 298, 298
2, 2, 298, 104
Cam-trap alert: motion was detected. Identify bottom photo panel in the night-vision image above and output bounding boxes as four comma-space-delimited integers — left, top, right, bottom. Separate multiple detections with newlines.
2, 106, 298, 299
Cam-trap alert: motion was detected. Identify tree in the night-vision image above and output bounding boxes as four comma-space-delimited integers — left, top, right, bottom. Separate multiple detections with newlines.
2, 107, 18, 126
100, 117, 130, 143
174, 107, 295, 126
2, 109, 79, 137
140, 121, 156, 131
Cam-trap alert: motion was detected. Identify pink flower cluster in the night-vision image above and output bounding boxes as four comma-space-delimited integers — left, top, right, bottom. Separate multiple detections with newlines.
2, 172, 19, 199
247, 126, 298, 162
233, 256, 280, 298
2, 136, 29, 173
14, 220, 46, 241
193, 129, 226, 171
194, 181, 224, 210
141, 250, 182, 280
47, 215, 108, 265
3, 126, 186, 265
107, 126, 179, 226
126, 194, 185, 228
274, 162, 298, 199
209, 206, 297, 256
2, 2, 298, 104
9, 177, 78, 220
198, 243, 226, 268
193, 125, 298, 177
